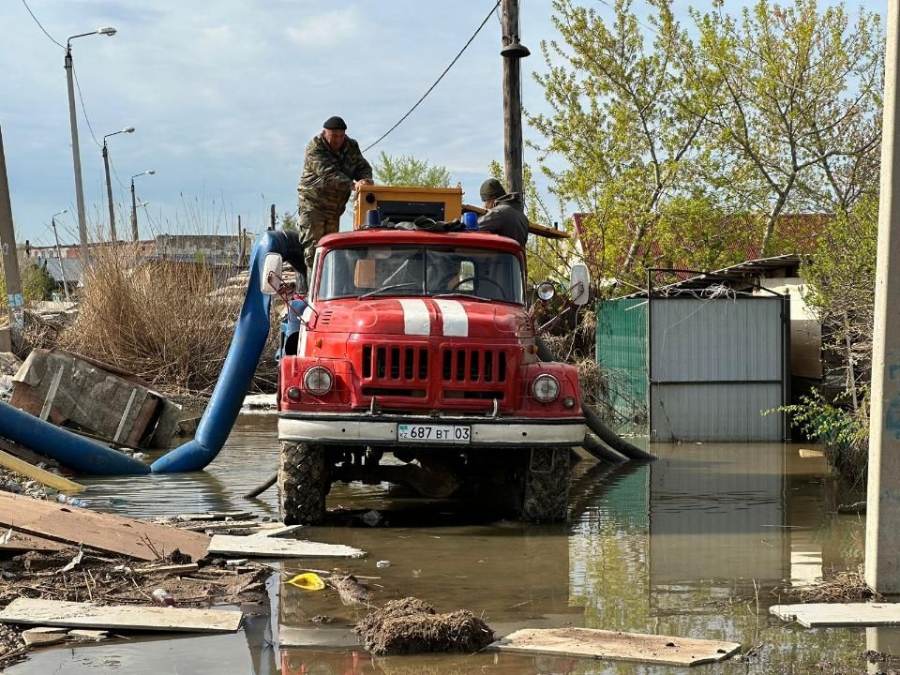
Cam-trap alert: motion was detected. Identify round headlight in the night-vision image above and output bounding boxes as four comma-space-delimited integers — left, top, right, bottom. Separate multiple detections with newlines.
303, 366, 333, 396
532, 374, 560, 403
536, 281, 556, 301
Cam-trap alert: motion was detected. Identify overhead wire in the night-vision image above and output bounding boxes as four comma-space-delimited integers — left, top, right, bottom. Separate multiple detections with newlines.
363, 0, 501, 153
71, 63, 102, 148
21, 0, 64, 49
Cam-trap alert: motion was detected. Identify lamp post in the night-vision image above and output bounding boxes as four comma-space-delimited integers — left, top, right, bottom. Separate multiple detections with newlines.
65, 26, 117, 263
50, 210, 71, 301
102, 126, 134, 242
130, 170, 155, 242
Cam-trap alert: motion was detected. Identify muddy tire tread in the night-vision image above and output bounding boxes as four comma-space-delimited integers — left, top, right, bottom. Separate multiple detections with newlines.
279, 442, 329, 525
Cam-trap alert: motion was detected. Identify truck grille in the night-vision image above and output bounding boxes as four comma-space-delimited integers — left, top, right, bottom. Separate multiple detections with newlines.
362, 345, 429, 381
441, 348, 507, 384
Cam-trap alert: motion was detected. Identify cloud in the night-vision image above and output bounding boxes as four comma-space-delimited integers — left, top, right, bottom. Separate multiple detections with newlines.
284, 7, 361, 48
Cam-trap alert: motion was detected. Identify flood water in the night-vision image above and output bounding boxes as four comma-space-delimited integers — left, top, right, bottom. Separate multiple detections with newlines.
8, 415, 886, 675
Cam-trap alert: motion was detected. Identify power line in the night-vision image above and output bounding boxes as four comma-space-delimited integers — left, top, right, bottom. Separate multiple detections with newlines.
21, 0, 64, 50
363, 0, 500, 153
71, 63, 102, 148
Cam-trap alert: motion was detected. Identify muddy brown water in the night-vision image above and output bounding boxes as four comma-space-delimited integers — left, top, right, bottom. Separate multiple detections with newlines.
8, 415, 889, 674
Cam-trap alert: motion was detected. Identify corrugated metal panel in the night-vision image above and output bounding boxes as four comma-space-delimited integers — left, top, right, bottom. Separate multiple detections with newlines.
651, 298, 782, 382
595, 299, 647, 433
649, 296, 787, 442
651, 383, 783, 441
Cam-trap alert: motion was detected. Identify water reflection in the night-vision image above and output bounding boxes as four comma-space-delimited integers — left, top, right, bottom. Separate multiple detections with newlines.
8, 432, 872, 675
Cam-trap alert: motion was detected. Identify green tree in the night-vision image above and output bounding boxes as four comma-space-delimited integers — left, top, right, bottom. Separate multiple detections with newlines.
281, 212, 299, 231
373, 152, 451, 188
688, 0, 883, 253
531, 0, 709, 284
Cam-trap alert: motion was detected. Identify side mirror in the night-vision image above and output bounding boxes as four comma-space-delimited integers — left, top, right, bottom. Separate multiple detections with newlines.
535, 281, 556, 302
570, 264, 590, 306
261, 253, 284, 295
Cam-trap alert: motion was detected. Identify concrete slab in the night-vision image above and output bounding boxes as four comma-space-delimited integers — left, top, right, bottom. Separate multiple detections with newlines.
771, 603, 900, 627
489, 628, 741, 667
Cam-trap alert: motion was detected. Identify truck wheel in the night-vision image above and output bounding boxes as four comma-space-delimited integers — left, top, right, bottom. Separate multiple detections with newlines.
279, 442, 329, 525
522, 447, 570, 523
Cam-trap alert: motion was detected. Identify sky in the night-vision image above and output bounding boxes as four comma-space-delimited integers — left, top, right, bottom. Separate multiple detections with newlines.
0, 0, 878, 249
0, 0, 569, 249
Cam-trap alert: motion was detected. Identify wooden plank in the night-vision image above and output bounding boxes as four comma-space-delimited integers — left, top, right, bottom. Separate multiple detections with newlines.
771, 603, 900, 627
489, 628, 741, 667
208, 534, 365, 559
462, 203, 570, 239
0, 448, 84, 493
0, 598, 241, 634
0, 530, 65, 552
176, 511, 251, 522
133, 563, 199, 575
0, 492, 209, 562
183, 520, 260, 531
252, 524, 304, 538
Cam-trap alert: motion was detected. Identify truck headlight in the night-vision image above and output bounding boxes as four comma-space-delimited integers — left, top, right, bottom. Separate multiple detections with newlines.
303, 366, 333, 396
532, 374, 560, 403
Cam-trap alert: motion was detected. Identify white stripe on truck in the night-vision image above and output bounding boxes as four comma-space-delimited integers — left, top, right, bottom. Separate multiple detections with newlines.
434, 299, 469, 337
399, 299, 431, 335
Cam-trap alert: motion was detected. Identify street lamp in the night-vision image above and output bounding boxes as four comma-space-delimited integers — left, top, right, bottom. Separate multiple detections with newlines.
130, 170, 155, 242
50, 209, 71, 301
65, 26, 117, 264
102, 126, 134, 243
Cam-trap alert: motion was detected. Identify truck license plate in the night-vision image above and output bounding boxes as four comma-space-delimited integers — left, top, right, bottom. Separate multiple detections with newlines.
397, 424, 471, 444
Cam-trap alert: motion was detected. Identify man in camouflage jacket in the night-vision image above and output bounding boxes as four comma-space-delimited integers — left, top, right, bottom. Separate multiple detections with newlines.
296, 116, 373, 275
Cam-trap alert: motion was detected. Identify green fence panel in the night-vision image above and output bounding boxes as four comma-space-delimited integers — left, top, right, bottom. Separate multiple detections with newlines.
595, 299, 648, 434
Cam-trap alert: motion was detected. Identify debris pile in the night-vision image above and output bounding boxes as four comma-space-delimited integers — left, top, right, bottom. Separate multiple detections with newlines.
355, 597, 494, 655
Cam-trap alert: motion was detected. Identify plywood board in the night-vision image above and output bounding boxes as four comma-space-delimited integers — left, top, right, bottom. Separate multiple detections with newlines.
0, 598, 242, 633
489, 628, 741, 667
0, 530, 66, 552
0, 448, 84, 493
771, 603, 900, 627
208, 535, 365, 559
0, 492, 209, 562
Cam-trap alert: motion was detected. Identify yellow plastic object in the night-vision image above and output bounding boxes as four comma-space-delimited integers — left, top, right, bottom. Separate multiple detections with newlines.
286, 572, 326, 591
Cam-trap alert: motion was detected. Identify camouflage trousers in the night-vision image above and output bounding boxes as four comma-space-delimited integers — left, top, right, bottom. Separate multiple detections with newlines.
297, 210, 340, 271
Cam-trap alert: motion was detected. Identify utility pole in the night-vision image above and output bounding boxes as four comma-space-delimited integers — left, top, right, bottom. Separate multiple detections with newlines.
866, 0, 900, 595
236, 215, 242, 266
270, 204, 276, 231
0, 126, 24, 342
130, 178, 138, 242
102, 142, 117, 242
501, 0, 529, 196
50, 217, 71, 302
65, 46, 90, 263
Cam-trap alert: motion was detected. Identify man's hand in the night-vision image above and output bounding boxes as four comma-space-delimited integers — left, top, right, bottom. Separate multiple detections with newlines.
353, 178, 375, 191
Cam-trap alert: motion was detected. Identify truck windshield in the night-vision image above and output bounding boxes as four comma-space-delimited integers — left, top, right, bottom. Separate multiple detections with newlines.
318, 246, 525, 304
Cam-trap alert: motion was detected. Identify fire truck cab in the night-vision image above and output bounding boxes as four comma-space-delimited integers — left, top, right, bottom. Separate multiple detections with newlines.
263, 186, 587, 524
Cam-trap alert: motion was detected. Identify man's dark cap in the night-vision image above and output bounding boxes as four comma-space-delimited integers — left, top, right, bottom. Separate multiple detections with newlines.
480, 178, 507, 202
323, 116, 347, 130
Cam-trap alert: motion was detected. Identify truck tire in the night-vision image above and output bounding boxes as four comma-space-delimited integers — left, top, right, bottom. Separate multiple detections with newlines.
279, 442, 329, 525
522, 447, 570, 523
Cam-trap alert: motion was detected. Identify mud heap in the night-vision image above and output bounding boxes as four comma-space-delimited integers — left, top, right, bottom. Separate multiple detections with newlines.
355, 597, 494, 655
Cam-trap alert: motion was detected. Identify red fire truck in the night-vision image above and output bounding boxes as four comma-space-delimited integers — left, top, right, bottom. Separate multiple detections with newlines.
262, 186, 588, 524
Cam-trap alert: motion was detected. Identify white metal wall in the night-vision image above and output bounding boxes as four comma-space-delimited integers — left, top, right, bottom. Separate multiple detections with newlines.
649, 296, 788, 442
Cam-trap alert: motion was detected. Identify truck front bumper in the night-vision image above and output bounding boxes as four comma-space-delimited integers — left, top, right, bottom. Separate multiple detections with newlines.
277, 413, 586, 448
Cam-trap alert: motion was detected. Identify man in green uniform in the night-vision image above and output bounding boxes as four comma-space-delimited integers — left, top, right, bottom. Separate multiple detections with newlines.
296, 116, 373, 279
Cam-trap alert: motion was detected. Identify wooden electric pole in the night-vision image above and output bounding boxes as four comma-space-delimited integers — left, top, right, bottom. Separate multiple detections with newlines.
501, 0, 529, 197
0, 126, 24, 343
866, 0, 900, 595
